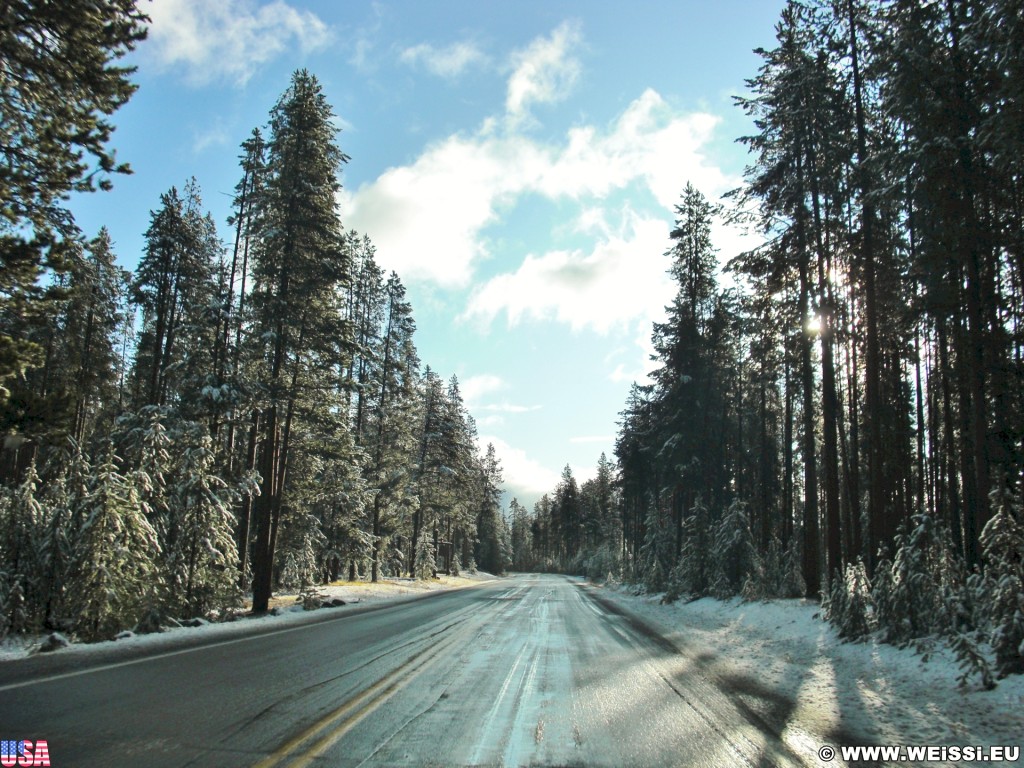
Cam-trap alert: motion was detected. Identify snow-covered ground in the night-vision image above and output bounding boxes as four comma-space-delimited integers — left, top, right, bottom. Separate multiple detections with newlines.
0, 573, 494, 663
595, 582, 1024, 761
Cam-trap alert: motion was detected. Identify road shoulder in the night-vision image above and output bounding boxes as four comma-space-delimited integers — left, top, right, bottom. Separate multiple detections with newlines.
0, 573, 499, 686
586, 580, 1024, 763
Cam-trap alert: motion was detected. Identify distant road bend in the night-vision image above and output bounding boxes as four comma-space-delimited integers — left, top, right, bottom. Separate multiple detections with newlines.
0, 574, 836, 767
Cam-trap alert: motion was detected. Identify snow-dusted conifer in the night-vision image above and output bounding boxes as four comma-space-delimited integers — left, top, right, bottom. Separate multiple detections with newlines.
4, 580, 27, 636
759, 536, 804, 599
130, 181, 219, 409
68, 446, 160, 640
117, 405, 173, 538
248, 69, 352, 609
950, 631, 995, 690
710, 499, 757, 599
665, 496, 710, 601
474, 443, 509, 575
1, 463, 46, 624
980, 485, 1024, 676
303, 427, 372, 583
871, 547, 897, 640
640, 505, 672, 593
36, 442, 90, 628
883, 516, 932, 643
277, 509, 327, 589
414, 535, 436, 581
166, 428, 241, 617
824, 559, 872, 641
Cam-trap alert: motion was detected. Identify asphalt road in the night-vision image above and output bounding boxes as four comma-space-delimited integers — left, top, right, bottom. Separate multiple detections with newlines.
0, 574, 824, 767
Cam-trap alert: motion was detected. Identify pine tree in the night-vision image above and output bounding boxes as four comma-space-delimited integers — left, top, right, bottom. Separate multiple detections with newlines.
710, 499, 758, 599
876, 514, 960, 644
408, 368, 444, 576
130, 181, 219, 409
824, 559, 872, 641
666, 496, 711, 601
3, 228, 129, 457
67, 446, 159, 640
116, 405, 173, 544
980, 485, 1024, 676
615, 383, 655, 575
62, 230, 131, 442
648, 183, 727, 557
363, 273, 418, 582
294, 411, 371, 584
413, 534, 437, 581
733, 3, 849, 595
222, 130, 268, 585
0, 0, 146, 403
577, 454, 620, 579
640, 503, 673, 593
164, 426, 241, 618
474, 444, 509, 574
345, 234, 386, 447
0, 463, 46, 630
442, 375, 482, 574
36, 440, 91, 628
554, 465, 581, 564
509, 498, 534, 571
249, 70, 351, 612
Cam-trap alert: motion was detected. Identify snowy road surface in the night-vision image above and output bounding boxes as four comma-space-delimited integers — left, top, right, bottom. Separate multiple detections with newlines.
0, 574, 833, 767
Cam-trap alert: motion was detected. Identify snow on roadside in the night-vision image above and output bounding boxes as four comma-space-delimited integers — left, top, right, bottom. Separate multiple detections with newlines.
0, 573, 495, 663
596, 584, 1024, 760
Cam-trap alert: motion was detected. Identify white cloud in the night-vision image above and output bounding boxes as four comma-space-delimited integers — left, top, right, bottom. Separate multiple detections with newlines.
462, 210, 675, 334
475, 414, 506, 429
350, 37, 376, 72
609, 317, 663, 385
460, 374, 540, 419
347, 2, 385, 73
340, 20, 743, 348
478, 403, 542, 413
608, 364, 636, 384
479, 435, 561, 501
505, 20, 583, 126
341, 90, 727, 289
145, 0, 331, 86
597, 216, 760, 385
461, 374, 505, 405
192, 119, 230, 154
535, 90, 727, 209
339, 134, 548, 287
400, 41, 487, 79
569, 435, 614, 444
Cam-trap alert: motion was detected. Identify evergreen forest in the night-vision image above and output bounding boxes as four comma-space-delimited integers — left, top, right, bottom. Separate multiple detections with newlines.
0, 1, 509, 640
1, 0, 1022, 685
510, 0, 1024, 684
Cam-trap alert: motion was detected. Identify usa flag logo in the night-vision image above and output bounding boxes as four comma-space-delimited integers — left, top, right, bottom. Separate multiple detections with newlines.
0, 740, 50, 767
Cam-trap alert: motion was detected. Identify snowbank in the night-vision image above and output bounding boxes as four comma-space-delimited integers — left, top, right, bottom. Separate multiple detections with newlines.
0, 573, 494, 663
596, 583, 1024, 761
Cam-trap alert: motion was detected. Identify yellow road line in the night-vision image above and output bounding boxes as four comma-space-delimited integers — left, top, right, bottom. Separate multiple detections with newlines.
252, 616, 472, 768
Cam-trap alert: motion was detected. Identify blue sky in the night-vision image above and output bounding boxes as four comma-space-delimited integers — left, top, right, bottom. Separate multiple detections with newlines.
71, 0, 785, 508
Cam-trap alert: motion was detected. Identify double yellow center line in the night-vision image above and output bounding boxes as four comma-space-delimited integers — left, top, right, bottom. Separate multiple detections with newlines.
252, 619, 470, 768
